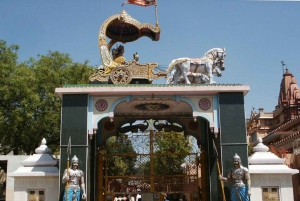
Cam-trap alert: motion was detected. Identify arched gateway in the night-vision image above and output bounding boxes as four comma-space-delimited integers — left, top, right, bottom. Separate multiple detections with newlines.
55, 6, 250, 201
55, 84, 249, 201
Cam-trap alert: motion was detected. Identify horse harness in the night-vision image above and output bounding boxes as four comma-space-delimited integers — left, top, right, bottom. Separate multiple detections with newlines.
190, 58, 210, 83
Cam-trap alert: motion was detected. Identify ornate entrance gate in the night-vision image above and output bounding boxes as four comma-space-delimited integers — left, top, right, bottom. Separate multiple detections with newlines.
57, 85, 250, 201
100, 129, 200, 201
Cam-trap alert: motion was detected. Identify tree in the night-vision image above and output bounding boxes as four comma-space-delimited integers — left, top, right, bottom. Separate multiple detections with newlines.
105, 134, 137, 176
153, 131, 193, 175
0, 40, 21, 154
248, 144, 253, 156
0, 40, 95, 155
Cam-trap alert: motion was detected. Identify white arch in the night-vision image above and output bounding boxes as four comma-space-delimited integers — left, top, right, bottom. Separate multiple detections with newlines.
89, 95, 219, 136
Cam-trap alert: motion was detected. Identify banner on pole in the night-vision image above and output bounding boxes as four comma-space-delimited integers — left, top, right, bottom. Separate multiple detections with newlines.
122, 0, 156, 7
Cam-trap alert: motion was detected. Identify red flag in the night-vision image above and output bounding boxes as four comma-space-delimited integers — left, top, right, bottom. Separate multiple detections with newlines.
122, 0, 156, 7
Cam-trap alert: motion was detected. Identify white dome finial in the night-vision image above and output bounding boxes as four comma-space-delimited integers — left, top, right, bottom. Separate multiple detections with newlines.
41, 138, 46, 145
258, 137, 263, 143
253, 137, 269, 152
35, 138, 52, 154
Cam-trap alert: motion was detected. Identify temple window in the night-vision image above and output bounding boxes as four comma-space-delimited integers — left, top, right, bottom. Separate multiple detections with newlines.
265, 119, 272, 126
28, 189, 45, 201
262, 186, 279, 201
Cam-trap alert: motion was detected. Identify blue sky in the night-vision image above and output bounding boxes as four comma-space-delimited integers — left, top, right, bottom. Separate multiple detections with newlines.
1, 1, 299, 118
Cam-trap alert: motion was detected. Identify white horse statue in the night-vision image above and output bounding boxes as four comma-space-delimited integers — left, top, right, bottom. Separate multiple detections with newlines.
166, 48, 226, 84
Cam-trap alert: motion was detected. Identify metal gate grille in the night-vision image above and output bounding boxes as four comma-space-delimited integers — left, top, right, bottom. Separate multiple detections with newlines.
105, 153, 199, 194
103, 130, 200, 197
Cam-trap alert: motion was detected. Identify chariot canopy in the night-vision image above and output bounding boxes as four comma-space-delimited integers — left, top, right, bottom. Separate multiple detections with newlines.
90, 9, 166, 84
98, 10, 160, 65
102, 10, 160, 47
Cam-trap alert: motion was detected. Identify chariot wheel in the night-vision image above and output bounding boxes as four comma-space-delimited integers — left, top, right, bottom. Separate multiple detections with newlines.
110, 67, 132, 84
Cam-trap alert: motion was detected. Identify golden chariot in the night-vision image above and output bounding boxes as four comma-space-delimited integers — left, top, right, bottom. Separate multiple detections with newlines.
89, 10, 168, 84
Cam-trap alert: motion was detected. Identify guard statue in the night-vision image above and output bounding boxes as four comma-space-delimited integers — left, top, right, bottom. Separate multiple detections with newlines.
62, 155, 87, 201
219, 153, 251, 201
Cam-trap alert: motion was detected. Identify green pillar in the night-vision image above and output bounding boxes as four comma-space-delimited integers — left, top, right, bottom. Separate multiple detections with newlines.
200, 119, 211, 201
59, 94, 89, 200
201, 118, 222, 201
207, 128, 219, 201
219, 92, 248, 200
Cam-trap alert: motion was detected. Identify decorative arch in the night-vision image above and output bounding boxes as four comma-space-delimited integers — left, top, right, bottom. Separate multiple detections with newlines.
91, 95, 219, 138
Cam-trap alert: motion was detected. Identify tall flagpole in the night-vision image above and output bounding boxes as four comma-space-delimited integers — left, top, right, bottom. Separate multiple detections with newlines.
66, 136, 71, 201
155, 0, 159, 27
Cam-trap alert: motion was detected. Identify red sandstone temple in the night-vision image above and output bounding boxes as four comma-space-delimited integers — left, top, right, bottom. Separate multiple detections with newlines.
247, 68, 300, 200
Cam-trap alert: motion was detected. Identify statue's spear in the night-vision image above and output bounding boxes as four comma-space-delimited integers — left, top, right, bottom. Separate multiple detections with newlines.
66, 136, 71, 201
213, 139, 226, 201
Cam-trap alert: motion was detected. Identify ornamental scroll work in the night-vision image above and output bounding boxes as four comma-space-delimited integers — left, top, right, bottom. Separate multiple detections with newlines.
199, 98, 211, 110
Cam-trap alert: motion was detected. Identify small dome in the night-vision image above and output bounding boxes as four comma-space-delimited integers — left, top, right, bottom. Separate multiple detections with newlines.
252, 137, 269, 152
35, 138, 52, 154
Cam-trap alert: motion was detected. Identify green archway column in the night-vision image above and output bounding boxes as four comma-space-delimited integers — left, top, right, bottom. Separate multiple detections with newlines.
200, 117, 223, 201
89, 133, 97, 201
59, 94, 90, 200
219, 92, 249, 200
200, 119, 210, 201
207, 128, 219, 201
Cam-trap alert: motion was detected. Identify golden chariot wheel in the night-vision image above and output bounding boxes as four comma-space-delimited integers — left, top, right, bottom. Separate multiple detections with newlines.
110, 67, 132, 84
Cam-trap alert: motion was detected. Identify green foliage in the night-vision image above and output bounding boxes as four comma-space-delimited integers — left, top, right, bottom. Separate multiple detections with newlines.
0, 40, 95, 155
103, 130, 195, 177
153, 131, 192, 175
105, 134, 137, 176
248, 144, 253, 156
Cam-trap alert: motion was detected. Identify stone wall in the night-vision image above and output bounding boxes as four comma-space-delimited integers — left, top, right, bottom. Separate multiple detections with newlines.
0, 155, 29, 201
13, 177, 58, 200
251, 174, 294, 201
